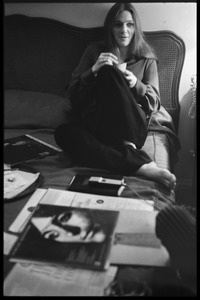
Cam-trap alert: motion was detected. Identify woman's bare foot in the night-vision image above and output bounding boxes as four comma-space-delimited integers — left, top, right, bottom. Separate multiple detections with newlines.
136, 161, 176, 189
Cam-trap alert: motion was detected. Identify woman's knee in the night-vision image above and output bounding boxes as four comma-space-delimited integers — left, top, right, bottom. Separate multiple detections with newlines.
98, 64, 121, 78
97, 65, 129, 99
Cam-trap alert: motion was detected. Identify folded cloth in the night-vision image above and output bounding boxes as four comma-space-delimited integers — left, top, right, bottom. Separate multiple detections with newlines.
4, 169, 40, 199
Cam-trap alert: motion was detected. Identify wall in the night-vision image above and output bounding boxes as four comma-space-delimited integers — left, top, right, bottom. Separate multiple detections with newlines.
4, 2, 197, 187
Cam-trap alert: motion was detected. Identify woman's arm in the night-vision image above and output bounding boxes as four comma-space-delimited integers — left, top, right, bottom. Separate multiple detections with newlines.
65, 44, 100, 113
71, 44, 100, 85
66, 43, 118, 114
130, 59, 161, 116
71, 44, 118, 84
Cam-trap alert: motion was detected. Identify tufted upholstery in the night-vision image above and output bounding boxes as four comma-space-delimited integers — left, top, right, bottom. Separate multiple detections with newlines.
145, 32, 185, 131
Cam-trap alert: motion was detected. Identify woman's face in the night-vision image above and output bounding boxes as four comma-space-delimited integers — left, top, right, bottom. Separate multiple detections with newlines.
43, 211, 90, 242
32, 210, 105, 243
112, 10, 135, 49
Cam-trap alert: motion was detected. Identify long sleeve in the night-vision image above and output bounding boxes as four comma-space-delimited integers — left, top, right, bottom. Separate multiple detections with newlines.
69, 43, 102, 86
66, 44, 160, 118
129, 59, 160, 116
65, 43, 103, 113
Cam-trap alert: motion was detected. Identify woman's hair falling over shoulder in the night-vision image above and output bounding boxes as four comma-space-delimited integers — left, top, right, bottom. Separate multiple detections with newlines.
104, 2, 157, 60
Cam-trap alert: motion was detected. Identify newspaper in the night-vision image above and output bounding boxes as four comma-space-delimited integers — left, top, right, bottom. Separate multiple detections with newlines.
4, 262, 117, 296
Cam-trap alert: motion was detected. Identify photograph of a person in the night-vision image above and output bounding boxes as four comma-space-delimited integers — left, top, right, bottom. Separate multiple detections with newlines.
31, 206, 106, 243
10, 204, 118, 271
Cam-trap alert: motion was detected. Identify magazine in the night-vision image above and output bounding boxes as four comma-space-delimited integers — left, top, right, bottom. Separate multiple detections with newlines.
110, 210, 170, 267
9, 204, 119, 271
8, 188, 154, 234
4, 134, 62, 165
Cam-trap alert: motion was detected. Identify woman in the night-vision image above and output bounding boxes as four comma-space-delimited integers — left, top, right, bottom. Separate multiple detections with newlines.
54, 3, 176, 190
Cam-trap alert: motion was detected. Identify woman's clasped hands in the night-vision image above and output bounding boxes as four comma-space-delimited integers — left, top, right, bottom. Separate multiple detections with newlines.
92, 52, 137, 88
92, 52, 118, 75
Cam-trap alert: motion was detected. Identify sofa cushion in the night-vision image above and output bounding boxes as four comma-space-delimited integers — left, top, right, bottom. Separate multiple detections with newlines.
4, 90, 71, 129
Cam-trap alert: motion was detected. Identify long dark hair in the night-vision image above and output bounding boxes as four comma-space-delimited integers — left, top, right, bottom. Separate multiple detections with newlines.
104, 3, 157, 60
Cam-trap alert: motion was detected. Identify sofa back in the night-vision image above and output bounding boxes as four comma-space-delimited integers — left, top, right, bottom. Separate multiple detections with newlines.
4, 14, 185, 131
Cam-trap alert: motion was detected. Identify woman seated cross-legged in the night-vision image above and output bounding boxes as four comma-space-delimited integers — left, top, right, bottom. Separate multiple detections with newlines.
54, 2, 178, 190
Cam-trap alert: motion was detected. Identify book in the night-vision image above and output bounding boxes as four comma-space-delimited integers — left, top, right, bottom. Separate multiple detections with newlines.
4, 134, 62, 166
68, 173, 126, 196
9, 204, 119, 271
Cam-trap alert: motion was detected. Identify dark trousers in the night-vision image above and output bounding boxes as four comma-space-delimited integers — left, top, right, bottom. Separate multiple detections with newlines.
54, 66, 152, 175
93, 65, 148, 148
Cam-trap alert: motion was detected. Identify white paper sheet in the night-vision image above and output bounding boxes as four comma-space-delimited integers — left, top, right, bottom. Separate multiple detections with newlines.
110, 210, 170, 266
40, 189, 154, 211
40, 188, 76, 206
3, 232, 18, 255
4, 262, 117, 296
8, 188, 47, 233
70, 191, 154, 211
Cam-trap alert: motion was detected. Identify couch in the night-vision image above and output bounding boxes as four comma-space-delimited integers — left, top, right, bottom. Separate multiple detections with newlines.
4, 14, 185, 221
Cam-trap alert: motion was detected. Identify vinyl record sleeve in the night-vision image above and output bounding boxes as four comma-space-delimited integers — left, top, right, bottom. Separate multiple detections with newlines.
9, 204, 119, 271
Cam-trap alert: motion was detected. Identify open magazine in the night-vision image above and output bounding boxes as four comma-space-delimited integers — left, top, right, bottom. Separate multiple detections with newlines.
7, 188, 169, 267
9, 204, 119, 271
4, 134, 62, 165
